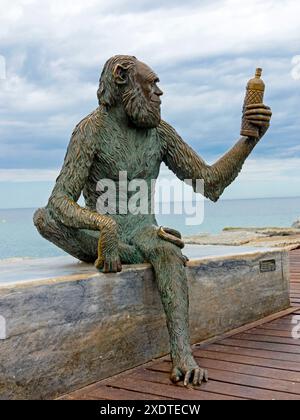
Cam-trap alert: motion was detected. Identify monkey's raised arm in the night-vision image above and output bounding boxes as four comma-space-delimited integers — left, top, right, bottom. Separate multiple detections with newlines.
158, 120, 258, 202
47, 113, 117, 236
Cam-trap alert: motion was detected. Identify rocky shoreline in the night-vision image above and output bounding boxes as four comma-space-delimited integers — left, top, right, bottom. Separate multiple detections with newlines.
184, 226, 300, 250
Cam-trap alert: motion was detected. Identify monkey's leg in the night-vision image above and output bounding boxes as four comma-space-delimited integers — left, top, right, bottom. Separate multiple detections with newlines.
133, 226, 208, 386
34, 207, 143, 264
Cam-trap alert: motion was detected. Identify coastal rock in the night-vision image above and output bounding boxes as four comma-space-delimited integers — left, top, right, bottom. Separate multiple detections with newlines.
184, 227, 300, 249
292, 219, 300, 229
184, 230, 264, 246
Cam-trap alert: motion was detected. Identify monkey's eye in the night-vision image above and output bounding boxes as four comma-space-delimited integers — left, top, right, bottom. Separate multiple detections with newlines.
151, 78, 159, 87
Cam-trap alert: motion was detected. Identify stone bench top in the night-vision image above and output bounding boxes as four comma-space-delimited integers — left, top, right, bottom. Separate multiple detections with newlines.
0, 245, 279, 287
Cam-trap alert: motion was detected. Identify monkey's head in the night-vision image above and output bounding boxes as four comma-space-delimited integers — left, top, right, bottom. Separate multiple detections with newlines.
97, 55, 163, 129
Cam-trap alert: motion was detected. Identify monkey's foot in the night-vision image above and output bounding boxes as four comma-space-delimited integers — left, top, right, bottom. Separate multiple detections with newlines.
170, 357, 208, 387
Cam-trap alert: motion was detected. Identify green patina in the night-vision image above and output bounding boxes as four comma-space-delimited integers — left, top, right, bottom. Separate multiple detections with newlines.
34, 55, 271, 386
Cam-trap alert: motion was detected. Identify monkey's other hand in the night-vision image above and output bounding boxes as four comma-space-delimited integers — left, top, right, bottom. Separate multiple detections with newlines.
95, 250, 122, 273
244, 103, 272, 139
157, 226, 185, 249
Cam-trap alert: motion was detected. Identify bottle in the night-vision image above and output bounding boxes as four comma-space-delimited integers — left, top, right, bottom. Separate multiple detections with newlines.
240, 68, 265, 138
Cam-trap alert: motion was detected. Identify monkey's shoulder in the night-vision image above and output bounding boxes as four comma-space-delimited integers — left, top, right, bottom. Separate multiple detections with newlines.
71, 108, 104, 144
157, 119, 179, 146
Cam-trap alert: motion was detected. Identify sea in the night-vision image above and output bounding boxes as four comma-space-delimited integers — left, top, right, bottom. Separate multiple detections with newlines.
0, 196, 299, 260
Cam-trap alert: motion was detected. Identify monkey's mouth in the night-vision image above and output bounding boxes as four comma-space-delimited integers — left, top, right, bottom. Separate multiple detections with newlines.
151, 99, 161, 107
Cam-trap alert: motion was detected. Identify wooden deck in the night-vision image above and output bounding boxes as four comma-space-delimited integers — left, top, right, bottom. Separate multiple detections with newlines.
61, 249, 300, 400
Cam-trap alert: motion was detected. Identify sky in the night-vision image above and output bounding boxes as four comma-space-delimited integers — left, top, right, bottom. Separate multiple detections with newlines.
0, 0, 300, 208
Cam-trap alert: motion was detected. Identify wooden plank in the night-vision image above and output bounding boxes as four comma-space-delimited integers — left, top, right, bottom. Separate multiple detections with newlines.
104, 374, 243, 400
89, 386, 172, 400
219, 338, 300, 355
201, 367, 300, 395
234, 332, 300, 346
195, 349, 300, 372
267, 317, 296, 326
246, 327, 296, 338
196, 343, 300, 363
127, 369, 298, 400
193, 306, 299, 348
247, 323, 295, 332
150, 358, 300, 383
263, 317, 295, 325
58, 393, 102, 400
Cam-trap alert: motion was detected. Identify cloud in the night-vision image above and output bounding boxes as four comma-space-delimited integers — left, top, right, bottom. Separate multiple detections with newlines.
0, 0, 300, 200
2, 0, 300, 65
0, 169, 58, 182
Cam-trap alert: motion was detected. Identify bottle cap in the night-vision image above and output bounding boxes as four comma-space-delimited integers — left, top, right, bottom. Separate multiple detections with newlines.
255, 68, 262, 78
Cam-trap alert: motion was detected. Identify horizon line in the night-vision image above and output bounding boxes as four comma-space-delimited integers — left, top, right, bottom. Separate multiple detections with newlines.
1, 195, 300, 211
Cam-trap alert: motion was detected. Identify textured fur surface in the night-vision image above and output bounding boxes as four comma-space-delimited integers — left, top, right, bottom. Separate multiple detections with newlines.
34, 55, 267, 385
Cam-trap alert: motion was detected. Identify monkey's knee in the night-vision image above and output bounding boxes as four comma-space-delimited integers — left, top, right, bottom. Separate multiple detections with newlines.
33, 207, 96, 262
33, 207, 65, 242
33, 207, 50, 237
134, 226, 188, 266
142, 238, 187, 266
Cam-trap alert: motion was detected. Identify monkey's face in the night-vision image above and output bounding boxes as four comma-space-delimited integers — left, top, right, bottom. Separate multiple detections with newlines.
122, 61, 163, 129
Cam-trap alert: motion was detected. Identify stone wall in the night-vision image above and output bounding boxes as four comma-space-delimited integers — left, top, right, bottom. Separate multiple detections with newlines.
0, 247, 290, 399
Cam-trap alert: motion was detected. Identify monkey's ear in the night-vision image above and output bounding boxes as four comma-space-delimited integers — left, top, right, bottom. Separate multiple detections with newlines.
113, 64, 129, 85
